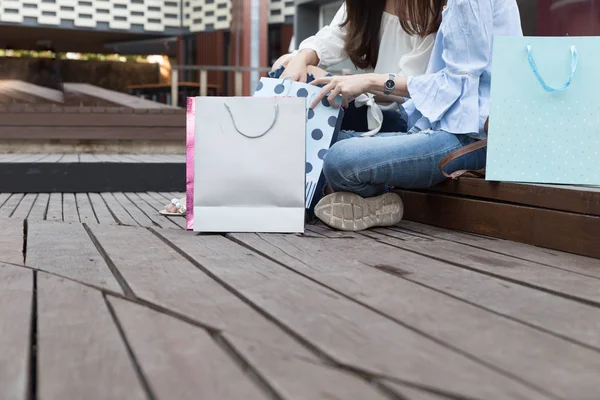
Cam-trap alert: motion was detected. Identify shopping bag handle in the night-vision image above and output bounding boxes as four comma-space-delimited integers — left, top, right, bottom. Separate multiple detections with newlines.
223, 100, 279, 139
527, 44, 578, 93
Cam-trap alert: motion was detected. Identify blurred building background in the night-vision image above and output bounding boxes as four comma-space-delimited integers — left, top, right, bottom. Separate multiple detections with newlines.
1, 0, 598, 100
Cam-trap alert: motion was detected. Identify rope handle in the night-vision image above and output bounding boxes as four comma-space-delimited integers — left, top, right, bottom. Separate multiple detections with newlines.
527, 44, 578, 93
223, 100, 279, 139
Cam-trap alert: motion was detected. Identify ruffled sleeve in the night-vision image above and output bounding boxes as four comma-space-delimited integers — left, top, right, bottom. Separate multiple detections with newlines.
406, 0, 494, 134
297, 4, 348, 69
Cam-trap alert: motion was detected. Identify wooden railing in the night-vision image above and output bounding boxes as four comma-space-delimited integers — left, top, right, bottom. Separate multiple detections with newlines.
169, 65, 351, 107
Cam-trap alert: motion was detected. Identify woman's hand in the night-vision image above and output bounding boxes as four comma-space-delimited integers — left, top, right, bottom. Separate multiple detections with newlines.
310, 74, 374, 109
280, 49, 319, 83
280, 58, 309, 83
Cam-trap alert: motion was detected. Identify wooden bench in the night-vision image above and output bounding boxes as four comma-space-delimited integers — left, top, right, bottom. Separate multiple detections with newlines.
0, 105, 185, 141
0, 153, 184, 192
128, 82, 221, 105
397, 178, 600, 258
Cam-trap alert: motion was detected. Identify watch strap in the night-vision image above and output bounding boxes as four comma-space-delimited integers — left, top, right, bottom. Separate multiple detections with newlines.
384, 73, 396, 95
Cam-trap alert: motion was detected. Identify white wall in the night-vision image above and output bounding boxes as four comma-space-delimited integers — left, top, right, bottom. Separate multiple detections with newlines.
268, 0, 295, 24
184, 0, 232, 32
0, 0, 294, 34
0, 0, 182, 33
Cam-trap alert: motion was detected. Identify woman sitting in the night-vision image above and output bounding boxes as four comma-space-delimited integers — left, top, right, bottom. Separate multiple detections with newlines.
308, 0, 523, 231
274, 0, 436, 135
161, 0, 436, 216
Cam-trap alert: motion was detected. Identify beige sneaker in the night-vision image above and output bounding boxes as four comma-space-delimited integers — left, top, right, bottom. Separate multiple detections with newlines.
314, 192, 404, 232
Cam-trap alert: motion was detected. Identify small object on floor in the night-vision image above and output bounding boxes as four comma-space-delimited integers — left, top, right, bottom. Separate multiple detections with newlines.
314, 192, 404, 232
160, 198, 186, 217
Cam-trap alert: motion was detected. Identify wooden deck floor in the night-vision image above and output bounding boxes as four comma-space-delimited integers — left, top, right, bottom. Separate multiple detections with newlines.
1, 192, 600, 400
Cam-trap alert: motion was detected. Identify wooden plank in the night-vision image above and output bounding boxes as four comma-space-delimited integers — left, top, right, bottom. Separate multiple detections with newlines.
112, 154, 138, 163
2, 80, 63, 103
79, 154, 98, 163
111, 193, 156, 227
26, 221, 121, 292
11, 154, 48, 163
156, 192, 176, 204
155, 229, 547, 400
168, 192, 186, 199
146, 192, 171, 205
0, 126, 184, 141
398, 190, 600, 259
0, 87, 40, 104
94, 154, 123, 163
37, 154, 64, 163
75, 193, 98, 224
99, 193, 139, 226
298, 228, 600, 351
231, 233, 600, 399
88, 193, 117, 225
45, 193, 63, 222
385, 382, 458, 400
59, 154, 79, 163
86, 224, 311, 350
395, 221, 600, 278
0, 154, 29, 162
120, 155, 162, 163
107, 297, 268, 400
367, 226, 600, 304
88, 224, 399, 400
37, 273, 146, 400
136, 192, 185, 229
223, 333, 405, 400
0, 193, 24, 219
64, 83, 174, 109
150, 154, 185, 163
428, 178, 600, 216
11, 194, 36, 220
61, 193, 79, 223
5, 113, 184, 127
0, 265, 32, 400
122, 193, 164, 227
28, 193, 49, 221
0, 193, 11, 208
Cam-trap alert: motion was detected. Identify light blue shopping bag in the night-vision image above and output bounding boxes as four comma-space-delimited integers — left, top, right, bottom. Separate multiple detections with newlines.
486, 36, 600, 185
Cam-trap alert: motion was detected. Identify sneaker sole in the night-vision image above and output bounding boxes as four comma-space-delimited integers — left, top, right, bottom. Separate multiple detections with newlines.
314, 192, 404, 232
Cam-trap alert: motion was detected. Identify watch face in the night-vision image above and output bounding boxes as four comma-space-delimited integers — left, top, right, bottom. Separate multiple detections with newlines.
385, 80, 395, 90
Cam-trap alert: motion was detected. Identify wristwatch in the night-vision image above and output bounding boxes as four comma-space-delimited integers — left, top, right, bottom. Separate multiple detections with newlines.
384, 73, 396, 95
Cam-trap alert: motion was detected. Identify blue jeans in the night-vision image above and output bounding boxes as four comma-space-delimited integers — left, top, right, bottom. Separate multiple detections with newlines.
323, 130, 487, 198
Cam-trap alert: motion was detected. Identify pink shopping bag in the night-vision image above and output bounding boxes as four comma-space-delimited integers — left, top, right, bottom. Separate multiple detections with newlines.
186, 97, 195, 230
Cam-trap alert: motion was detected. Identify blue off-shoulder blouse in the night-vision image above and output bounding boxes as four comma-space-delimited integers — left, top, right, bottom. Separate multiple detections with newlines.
403, 0, 523, 137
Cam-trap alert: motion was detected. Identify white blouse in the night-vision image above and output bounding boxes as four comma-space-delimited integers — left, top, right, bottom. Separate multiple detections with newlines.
296, 3, 435, 135
298, 3, 435, 77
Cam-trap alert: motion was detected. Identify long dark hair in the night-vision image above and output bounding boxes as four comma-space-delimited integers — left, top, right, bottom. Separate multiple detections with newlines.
341, 0, 444, 70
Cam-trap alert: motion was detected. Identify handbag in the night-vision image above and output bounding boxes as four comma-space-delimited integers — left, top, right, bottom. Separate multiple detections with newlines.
439, 118, 488, 179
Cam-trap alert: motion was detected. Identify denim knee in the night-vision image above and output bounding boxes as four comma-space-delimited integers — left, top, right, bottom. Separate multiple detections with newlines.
322, 139, 358, 191
323, 139, 387, 197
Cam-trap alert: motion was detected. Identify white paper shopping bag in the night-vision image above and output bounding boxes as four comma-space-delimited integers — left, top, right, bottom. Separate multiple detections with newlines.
193, 96, 306, 233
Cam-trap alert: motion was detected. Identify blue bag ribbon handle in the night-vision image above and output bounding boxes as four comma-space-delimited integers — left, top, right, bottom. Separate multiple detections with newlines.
527, 44, 578, 93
